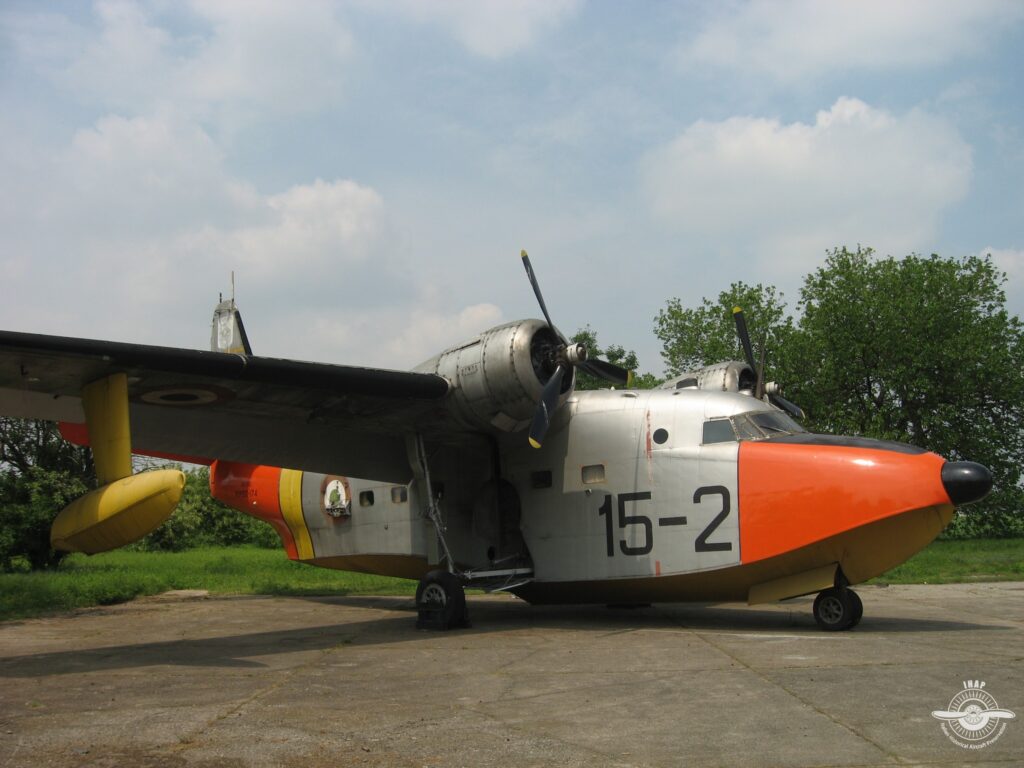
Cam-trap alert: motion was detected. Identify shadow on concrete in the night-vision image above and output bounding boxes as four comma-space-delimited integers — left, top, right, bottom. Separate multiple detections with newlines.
0, 594, 1009, 678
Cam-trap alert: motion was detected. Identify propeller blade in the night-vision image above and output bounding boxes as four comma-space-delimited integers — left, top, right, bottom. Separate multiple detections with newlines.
769, 393, 805, 420
529, 364, 566, 449
732, 307, 757, 371
579, 358, 632, 387
755, 340, 766, 400
521, 250, 562, 339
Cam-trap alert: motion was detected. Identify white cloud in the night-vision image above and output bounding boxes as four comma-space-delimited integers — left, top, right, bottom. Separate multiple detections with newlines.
365, 0, 582, 58
680, 0, 1024, 81
180, 0, 353, 117
0, 111, 397, 352
60, 115, 262, 238
385, 302, 504, 361
641, 98, 972, 270
185, 178, 386, 278
5, 0, 353, 122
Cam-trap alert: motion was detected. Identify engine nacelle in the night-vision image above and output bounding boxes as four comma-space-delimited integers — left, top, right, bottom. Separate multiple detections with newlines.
661, 361, 756, 393
414, 319, 574, 433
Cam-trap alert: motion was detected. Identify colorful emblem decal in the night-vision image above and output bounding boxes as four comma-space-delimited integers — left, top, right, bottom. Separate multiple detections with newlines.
320, 475, 351, 520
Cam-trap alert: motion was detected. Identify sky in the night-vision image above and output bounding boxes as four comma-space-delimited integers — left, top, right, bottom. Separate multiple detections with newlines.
1, 0, 1022, 378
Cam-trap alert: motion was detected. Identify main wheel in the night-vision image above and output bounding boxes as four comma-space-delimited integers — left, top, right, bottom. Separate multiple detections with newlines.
415, 570, 468, 630
813, 587, 856, 631
847, 589, 863, 627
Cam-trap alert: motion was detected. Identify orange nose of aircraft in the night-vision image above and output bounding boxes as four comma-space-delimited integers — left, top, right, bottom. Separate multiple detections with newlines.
739, 437, 992, 583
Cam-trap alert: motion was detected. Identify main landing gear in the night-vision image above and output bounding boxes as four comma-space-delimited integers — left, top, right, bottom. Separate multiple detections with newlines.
812, 587, 863, 631
415, 570, 470, 630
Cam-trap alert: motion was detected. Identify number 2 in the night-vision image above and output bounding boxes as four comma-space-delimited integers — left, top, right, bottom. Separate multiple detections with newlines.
694, 486, 732, 552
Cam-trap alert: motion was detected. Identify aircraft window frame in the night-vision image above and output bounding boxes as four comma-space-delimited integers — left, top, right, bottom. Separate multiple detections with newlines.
702, 419, 737, 445
730, 410, 807, 441
359, 490, 375, 507
390, 486, 408, 504
581, 464, 606, 484
749, 411, 807, 436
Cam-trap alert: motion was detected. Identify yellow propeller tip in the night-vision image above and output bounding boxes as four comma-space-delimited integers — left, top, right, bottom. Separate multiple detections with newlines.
521, 250, 528, 259
732, 306, 743, 314
528, 437, 542, 449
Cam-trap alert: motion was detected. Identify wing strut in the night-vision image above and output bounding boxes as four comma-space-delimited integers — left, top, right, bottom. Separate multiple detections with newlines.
411, 433, 455, 573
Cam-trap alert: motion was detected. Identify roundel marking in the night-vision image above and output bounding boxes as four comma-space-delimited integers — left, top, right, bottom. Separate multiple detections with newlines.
136, 385, 234, 406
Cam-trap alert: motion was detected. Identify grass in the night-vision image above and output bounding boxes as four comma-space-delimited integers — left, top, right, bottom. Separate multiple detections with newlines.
0, 547, 415, 622
1, 539, 1022, 622
868, 538, 1024, 584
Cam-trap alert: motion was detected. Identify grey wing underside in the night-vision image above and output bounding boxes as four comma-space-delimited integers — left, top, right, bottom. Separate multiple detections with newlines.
0, 330, 456, 483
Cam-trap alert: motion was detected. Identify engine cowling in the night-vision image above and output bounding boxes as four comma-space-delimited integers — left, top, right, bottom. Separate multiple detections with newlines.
414, 319, 574, 433
661, 361, 757, 393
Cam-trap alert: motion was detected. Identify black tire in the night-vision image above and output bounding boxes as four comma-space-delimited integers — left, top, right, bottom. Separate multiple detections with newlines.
415, 570, 468, 630
847, 589, 863, 627
813, 587, 855, 631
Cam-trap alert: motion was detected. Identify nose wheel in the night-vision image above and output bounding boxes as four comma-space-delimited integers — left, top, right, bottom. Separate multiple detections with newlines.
813, 587, 863, 631
415, 570, 470, 630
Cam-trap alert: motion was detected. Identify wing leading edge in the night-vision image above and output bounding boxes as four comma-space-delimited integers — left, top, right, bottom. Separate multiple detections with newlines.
0, 330, 452, 483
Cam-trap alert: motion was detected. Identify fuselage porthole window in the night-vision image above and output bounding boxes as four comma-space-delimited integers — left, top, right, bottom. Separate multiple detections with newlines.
391, 486, 408, 504
359, 490, 375, 507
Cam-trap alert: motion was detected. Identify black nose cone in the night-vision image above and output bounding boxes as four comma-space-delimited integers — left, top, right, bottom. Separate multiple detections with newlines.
941, 461, 993, 505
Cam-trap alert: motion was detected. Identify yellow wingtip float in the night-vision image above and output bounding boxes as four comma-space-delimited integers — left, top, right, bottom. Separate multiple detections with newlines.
50, 470, 185, 554
49, 372, 184, 554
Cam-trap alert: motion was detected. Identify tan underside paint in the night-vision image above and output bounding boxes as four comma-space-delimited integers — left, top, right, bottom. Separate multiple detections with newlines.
748, 563, 838, 605
305, 554, 431, 581
513, 504, 954, 605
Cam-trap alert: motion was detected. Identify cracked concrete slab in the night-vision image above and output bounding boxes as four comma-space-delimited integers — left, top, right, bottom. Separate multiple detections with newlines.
0, 583, 1021, 766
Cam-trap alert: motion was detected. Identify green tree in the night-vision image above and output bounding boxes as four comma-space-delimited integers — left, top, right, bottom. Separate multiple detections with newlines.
0, 419, 95, 571
139, 466, 278, 551
793, 247, 1023, 536
653, 248, 1024, 537
653, 282, 795, 379
570, 326, 661, 390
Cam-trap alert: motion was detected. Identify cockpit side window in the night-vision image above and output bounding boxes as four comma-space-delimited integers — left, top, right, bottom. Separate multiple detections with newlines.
702, 419, 737, 444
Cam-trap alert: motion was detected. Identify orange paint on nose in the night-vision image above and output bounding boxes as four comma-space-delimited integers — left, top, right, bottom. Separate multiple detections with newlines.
210, 460, 298, 559
738, 442, 951, 565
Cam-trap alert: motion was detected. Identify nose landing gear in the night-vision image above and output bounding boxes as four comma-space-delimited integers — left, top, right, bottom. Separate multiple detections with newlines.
813, 587, 863, 631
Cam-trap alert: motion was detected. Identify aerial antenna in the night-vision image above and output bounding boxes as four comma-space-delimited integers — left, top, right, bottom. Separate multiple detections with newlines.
231, 271, 236, 306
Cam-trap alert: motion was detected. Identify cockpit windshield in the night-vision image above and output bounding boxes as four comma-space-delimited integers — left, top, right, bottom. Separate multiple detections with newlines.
703, 410, 806, 444
748, 411, 805, 435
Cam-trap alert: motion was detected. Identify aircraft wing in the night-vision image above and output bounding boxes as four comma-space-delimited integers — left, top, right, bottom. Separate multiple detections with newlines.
0, 330, 454, 483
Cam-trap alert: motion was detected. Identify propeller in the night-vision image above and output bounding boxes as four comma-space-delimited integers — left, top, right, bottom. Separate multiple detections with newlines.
731, 306, 805, 420
521, 251, 633, 448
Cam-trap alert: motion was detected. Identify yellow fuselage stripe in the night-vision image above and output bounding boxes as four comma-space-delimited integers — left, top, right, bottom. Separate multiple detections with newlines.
279, 469, 315, 560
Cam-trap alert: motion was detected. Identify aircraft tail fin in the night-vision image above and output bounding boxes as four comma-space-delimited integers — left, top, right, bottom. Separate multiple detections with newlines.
211, 295, 252, 356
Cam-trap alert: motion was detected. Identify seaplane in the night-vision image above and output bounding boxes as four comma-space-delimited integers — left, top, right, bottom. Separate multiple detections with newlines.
0, 253, 992, 630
